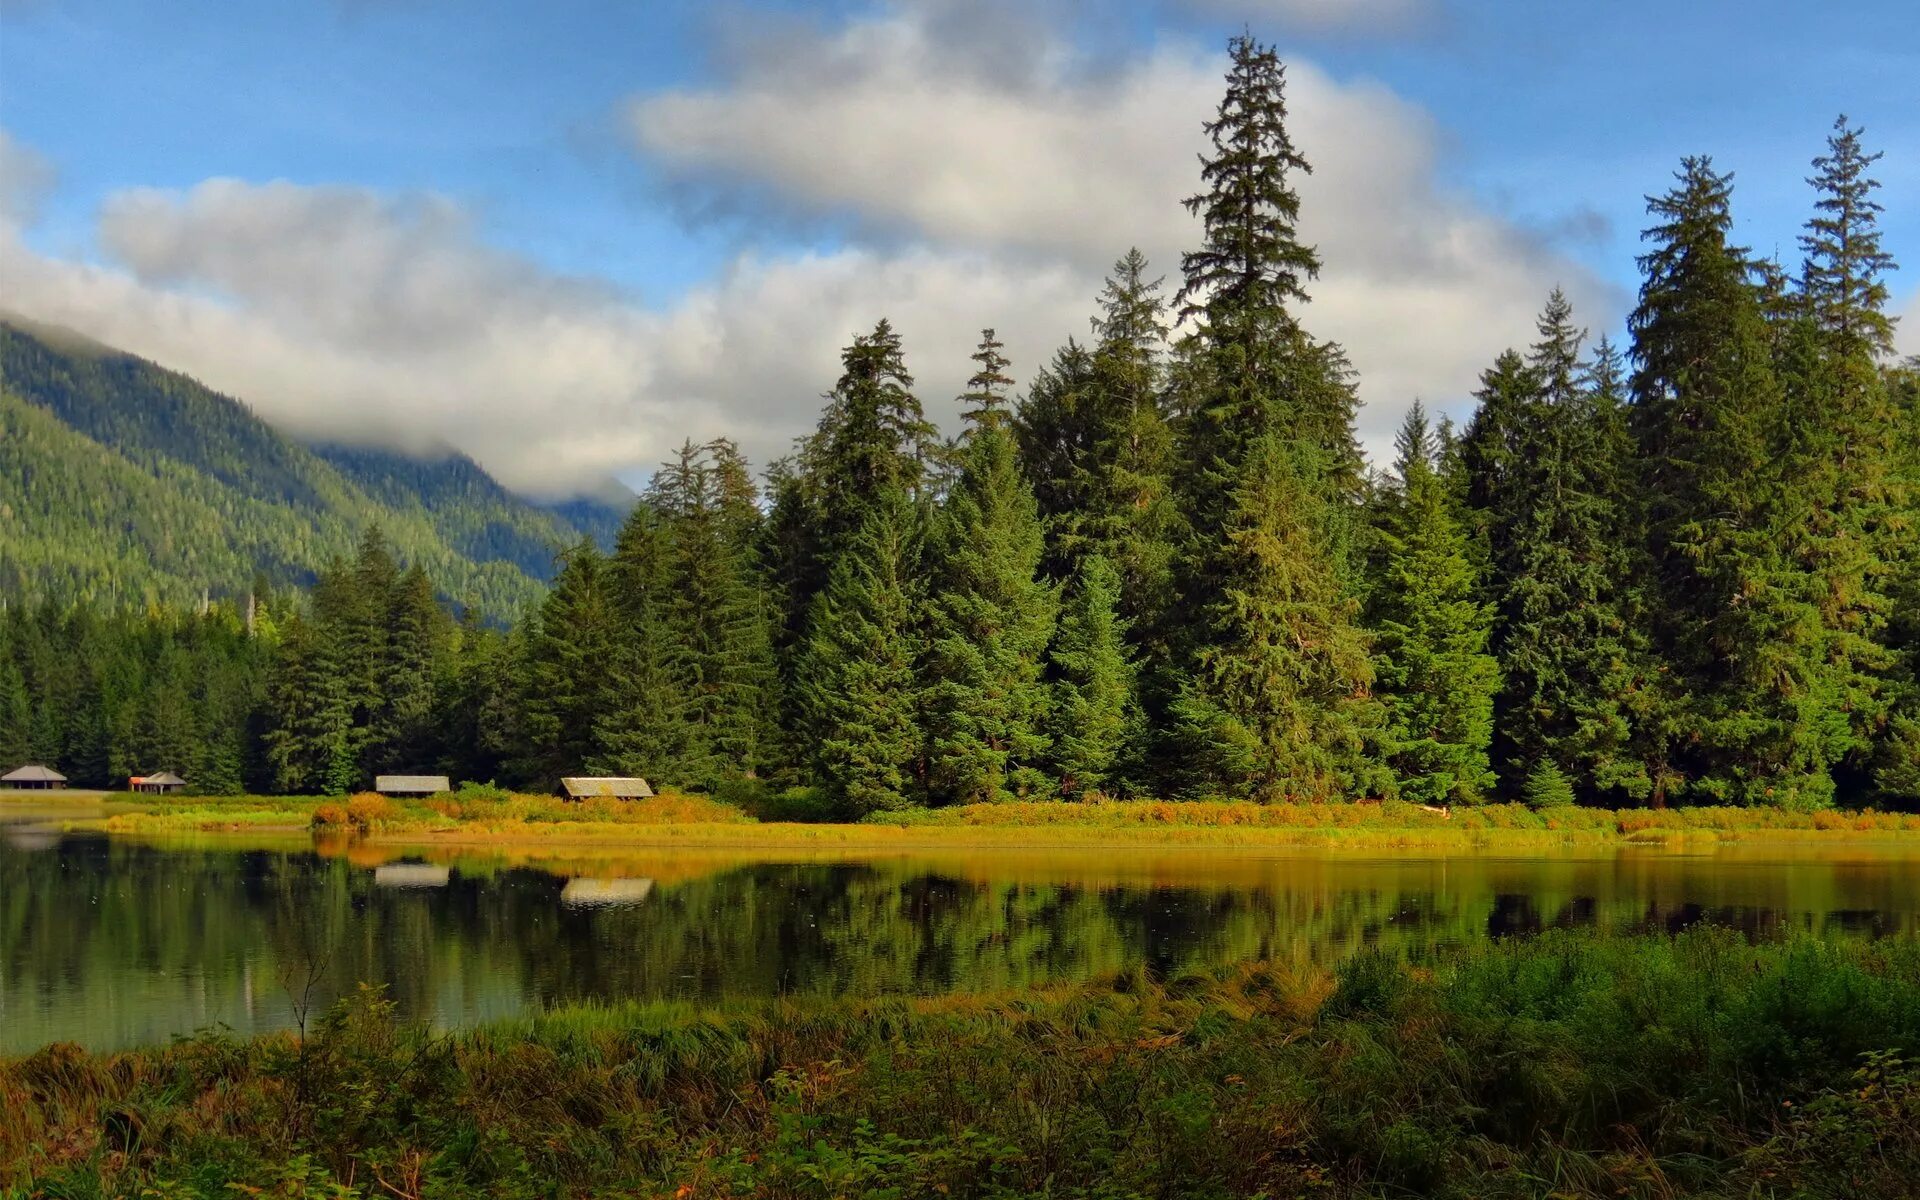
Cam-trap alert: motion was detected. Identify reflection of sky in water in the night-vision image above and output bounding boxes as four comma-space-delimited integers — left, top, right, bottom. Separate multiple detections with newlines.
4, 829, 1920, 1052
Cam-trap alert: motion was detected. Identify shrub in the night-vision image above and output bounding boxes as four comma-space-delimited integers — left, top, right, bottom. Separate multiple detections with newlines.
343, 793, 396, 831
310, 803, 348, 829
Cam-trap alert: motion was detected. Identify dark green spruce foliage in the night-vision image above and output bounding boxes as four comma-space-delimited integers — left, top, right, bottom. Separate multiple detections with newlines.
515, 540, 621, 789
1629, 158, 1837, 808
594, 441, 775, 789
1169, 34, 1378, 800
1368, 402, 1498, 806
1878, 362, 1920, 799
924, 333, 1057, 803
1779, 119, 1907, 802
797, 487, 927, 815
1466, 297, 1651, 803
1046, 555, 1139, 797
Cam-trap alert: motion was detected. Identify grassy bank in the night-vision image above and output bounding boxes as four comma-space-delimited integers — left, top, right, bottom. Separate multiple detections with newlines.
36, 789, 1920, 851
6, 930, 1919, 1198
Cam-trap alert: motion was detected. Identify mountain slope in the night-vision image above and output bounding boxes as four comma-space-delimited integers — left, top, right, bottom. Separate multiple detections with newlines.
0, 319, 601, 615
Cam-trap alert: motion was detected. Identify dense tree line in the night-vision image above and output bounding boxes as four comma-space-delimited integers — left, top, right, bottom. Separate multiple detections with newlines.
5, 39, 1914, 812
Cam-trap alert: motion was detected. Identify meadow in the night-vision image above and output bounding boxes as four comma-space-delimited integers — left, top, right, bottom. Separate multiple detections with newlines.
37, 786, 1920, 852
5, 929, 1918, 1198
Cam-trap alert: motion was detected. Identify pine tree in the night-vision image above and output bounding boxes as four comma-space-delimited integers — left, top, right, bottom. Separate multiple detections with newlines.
925, 335, 1057, 803
1629, 157, 1829, 807
1172, 435, 1380, 801
1047, 555, 1138, 798
262, 613, 354, 794
630, 439, 778, 788
516, 540, 619, 788
377, 565, 444, 774
797, 487, 926, 816
1169, 35, 1377, 799
1369, 402, 1498, 806
1775, 118, 1907, 805
1465, 295, 1653, 803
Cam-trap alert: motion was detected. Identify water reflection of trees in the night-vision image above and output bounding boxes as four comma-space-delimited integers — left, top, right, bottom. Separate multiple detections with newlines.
4, 839, 1918, 1049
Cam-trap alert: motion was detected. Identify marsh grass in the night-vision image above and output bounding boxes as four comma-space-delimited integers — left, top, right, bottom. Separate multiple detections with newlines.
6, 930, 1920, 1198
44, 790, 1920, 849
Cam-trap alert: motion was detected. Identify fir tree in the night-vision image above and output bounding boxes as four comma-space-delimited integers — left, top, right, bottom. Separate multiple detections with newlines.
1169, 35, 1377, 799
1629, 157, 1830, 807
797, 487, 926, 816
1172, 435, 1380, 802
516, 540, 619, 788
925, 336, 1057, 803
1369, 402, 1499, 806
1047, 554, 1138, 797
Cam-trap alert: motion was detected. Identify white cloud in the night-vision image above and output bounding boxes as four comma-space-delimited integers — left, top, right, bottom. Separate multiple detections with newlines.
1899, 288, 1920, 358
628, 5, 1615, 451
0, 172, 1092, 495
3, 2, 1614, 494
1178, 0, 1433, 36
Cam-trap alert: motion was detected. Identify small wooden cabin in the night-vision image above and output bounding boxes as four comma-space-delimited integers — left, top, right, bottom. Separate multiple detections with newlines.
2, 764, 67, 791
131, 772, 187, 795
561, 776, 654, 801
374, 774, 451, 797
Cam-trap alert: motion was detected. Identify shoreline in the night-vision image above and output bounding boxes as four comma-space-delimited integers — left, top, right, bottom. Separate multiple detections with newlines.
12, 790, 1920, 853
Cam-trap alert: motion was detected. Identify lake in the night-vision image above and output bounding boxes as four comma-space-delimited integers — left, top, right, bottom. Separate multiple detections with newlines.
4, 823, 1919, 1052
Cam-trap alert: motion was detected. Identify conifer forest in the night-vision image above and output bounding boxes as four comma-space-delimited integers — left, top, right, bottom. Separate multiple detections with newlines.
5, 37, 1917, 816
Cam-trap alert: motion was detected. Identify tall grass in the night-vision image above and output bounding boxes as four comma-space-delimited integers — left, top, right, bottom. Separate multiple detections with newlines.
6, 930, 1919, 1198
53, 790, 1920, 847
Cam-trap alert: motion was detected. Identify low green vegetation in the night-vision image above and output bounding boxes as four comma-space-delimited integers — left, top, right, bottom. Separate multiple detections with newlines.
5, 930, 1918, 1198
44, 789, 1920, 849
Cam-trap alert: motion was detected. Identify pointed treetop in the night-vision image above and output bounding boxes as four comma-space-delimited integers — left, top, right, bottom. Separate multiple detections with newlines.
1528, 288, 1587, 405
1800, 115, 1898, 354
1175, 33, 1319, 326
1093, 249, 1168, 354
960, 328, 1016, 432
1392, 399, 1435, 485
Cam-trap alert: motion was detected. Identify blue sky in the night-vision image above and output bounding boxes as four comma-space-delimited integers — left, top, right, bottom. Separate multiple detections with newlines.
2, 0, 1914, 493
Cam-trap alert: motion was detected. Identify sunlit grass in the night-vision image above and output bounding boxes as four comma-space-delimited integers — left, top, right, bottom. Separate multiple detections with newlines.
43, 788, 1920, 848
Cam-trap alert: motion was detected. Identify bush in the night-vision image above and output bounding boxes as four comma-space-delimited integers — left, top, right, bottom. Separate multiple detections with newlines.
343, 793, 396, 831
309, 803, 347, 829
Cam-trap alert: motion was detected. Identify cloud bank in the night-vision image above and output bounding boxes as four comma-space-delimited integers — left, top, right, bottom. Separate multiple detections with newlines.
3, 1, 1611, 495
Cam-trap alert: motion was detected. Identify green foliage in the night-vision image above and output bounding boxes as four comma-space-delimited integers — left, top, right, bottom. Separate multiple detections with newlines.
1369, 401, 1499, 806
796, 487, 927, 815
0, 320, 604, 617
924, 351, 1057, 803
1046, 555, 1139, 797
9, 932, 1920, 1197
1521, 760, 1577, 810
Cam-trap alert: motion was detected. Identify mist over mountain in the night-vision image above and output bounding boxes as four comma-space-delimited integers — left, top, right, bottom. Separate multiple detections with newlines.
0, 317, 632, 615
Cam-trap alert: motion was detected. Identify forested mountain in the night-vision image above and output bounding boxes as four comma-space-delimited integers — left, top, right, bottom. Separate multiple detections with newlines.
0, 318, 626, 615
4, 44, 1915, 811
310, 442, 629, 583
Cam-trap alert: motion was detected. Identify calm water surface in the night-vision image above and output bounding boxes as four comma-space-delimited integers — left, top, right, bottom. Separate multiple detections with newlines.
4, 818, 1919, 1051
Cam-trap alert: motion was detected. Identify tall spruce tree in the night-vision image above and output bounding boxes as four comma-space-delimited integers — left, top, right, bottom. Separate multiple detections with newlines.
1169, 34, 1376, 800
1466, 295, 1652, 802
1629, 157, 1831, 807
1172, 434, 1380, 801
1368, 402, 1499, 806
1778, 118, 1906, 803
925, 334, 1057, 803
516, 540, 620, 788
1046, 554, 1138, 797
797, 486, 926, 815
